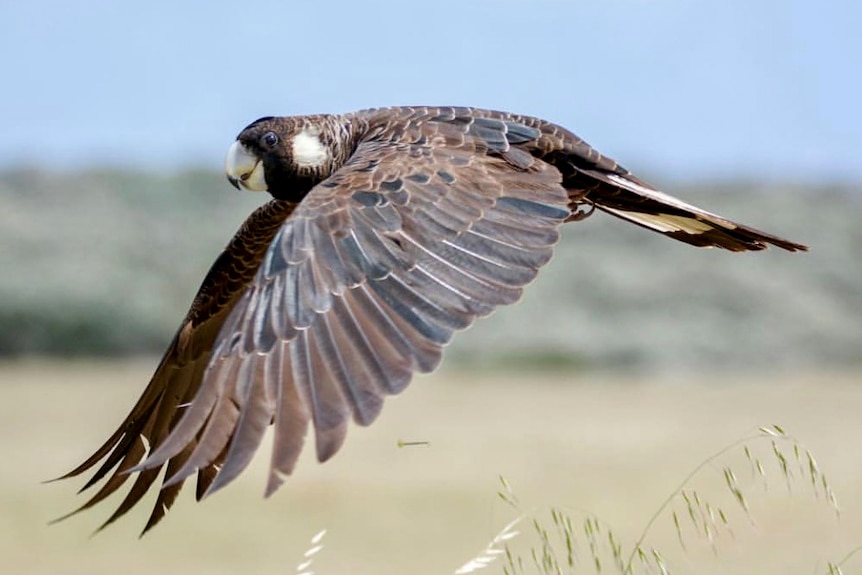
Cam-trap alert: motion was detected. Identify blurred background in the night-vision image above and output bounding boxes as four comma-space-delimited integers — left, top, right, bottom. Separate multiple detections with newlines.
1, 1, 860, 574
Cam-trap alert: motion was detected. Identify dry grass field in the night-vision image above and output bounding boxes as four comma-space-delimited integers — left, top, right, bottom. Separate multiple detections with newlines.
1, 360, 861, 575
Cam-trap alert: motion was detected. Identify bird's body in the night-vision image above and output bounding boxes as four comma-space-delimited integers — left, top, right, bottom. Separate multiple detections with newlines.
57, 106, 806, 533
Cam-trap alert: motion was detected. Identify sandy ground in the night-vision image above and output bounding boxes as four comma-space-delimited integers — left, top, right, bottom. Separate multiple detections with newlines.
1, 360, 861, 575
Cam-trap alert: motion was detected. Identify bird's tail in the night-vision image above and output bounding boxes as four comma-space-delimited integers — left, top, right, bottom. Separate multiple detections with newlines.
571, 169, 807, 252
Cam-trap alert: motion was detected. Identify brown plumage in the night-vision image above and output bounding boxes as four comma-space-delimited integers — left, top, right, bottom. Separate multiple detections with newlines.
57, 106, 807, 534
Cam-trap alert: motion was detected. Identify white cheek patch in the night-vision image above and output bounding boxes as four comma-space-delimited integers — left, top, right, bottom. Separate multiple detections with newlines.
292, 127, 329, 168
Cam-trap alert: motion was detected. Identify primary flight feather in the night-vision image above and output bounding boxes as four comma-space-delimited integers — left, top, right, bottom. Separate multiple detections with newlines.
57, 106, 807, 533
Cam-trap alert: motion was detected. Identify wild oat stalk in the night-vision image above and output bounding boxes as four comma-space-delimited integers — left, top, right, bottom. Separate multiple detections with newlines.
295, 529, 327, 575
463, 425, 846, 575
454, 518, 522, 574
822, 543, 862, 575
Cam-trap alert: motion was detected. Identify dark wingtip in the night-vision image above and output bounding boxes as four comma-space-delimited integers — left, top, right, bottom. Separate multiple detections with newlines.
748, 232, 809, 253
777, 240, 809, 252
47, 508, 80, 527
42, 474, 68, 485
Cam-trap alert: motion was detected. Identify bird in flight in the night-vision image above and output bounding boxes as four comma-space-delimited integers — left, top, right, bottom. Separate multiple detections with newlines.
56, 106, 807, 534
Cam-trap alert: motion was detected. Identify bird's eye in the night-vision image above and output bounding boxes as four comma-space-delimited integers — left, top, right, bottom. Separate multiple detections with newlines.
261, 131, 279, 149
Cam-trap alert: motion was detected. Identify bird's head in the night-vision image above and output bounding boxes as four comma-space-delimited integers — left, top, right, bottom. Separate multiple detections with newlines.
224, 115, 351, 202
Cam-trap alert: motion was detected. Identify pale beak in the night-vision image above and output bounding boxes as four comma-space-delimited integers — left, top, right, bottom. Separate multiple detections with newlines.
224, 140, 268, 192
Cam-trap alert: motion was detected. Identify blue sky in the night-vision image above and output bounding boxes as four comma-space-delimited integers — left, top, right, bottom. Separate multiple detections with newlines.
1, 0, 858, 182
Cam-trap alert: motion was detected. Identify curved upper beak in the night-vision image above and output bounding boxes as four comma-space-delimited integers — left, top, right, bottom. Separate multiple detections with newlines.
224, 140, 268, 192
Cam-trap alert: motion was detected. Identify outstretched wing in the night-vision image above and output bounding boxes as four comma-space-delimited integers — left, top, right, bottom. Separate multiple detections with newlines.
56, 199, 296, 533
135, 131, 571, 501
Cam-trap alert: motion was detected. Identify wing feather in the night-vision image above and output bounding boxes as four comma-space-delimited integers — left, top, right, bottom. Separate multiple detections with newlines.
334, 284, 415, 393
206, 354, 273, 495
401, 231, 524, 307
137, 354, 235, 472
298, 328, 351, 463
354, 282, 445, 373
326, 295, 400, 394
265, 342, 309, 495
58, 200, 296, 532
313, 312, 385, 426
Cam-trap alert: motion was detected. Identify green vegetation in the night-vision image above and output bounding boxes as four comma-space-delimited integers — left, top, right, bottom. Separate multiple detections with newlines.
1, 168, 860, 372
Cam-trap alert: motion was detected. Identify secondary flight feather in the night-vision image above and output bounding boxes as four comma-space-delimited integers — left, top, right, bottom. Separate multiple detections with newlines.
56, 106, 807, 534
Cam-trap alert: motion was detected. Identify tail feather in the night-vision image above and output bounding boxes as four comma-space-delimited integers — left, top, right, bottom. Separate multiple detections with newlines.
578, 170, 807, 252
